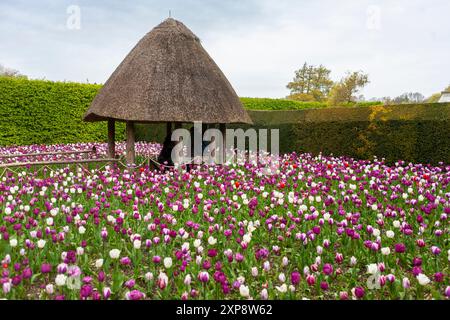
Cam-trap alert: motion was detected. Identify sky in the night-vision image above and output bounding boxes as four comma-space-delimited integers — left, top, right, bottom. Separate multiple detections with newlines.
1, 0, 449, 99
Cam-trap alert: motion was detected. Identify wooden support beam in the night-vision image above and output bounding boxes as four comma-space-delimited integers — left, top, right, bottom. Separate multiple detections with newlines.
107, 119, 116, 158
126, 121, 136, 166
219, 123, 227, 164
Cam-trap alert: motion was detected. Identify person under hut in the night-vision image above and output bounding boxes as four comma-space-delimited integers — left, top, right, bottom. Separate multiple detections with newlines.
187, 124, 209, 172
157, 124, 176, 170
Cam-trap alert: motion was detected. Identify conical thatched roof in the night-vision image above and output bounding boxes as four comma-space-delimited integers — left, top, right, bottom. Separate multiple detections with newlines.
84, 18, 252, 124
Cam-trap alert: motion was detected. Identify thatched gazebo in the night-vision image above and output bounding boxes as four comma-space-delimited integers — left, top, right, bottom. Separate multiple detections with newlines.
84, 18, 252, 165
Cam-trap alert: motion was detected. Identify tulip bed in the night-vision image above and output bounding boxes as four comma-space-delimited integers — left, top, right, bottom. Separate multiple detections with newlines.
0, 142, 449, 300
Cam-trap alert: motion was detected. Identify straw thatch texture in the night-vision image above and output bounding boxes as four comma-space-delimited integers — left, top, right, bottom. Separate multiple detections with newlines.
84, 18, 252, 124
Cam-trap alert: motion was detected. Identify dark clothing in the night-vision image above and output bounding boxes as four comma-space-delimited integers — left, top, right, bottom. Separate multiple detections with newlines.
157, 136, 175, 167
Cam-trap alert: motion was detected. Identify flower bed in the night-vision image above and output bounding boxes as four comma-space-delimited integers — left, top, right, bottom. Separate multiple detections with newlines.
0, 143, 448, 300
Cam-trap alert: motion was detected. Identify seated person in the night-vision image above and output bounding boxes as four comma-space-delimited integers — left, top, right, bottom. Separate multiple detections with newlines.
157, 134, 175, 168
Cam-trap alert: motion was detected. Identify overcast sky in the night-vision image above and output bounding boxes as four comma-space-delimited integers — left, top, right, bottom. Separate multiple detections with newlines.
1, 0, 449, 99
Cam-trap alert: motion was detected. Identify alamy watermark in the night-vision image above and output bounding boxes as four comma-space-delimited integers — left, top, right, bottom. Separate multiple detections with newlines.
67, 5, 81, 30
366, 5, 381, 31
167, 122, 280, 175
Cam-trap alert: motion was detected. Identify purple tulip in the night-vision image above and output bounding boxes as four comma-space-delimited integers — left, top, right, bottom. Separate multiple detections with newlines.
22, 267, 33, 279
394, 243, 406, 253
306, 274, 315, 286
320, 281, 329, 291
80, 284, 93, 299
120, 257, 131, 265
41, 263, 52, 274
125, 279, 136, 288
323, 263, 334, 276
126, 290, 145, 300
354, 286, 365, 299
291, 271, 301, 285
98, 271, 105, 283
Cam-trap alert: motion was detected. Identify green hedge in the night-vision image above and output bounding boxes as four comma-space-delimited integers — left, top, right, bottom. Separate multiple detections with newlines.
242, 104, 450, 165
240, 97, 382, 110
138, 104, 450, 165
1, 77, 449, 165
0, 77, 125, 146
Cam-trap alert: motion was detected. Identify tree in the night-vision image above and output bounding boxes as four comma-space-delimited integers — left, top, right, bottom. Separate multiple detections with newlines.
425, 93, 441, 103
327, 71, 369, 106
0, 64, 27, 78
392, 92, 424, 104
287, 63, 333, 102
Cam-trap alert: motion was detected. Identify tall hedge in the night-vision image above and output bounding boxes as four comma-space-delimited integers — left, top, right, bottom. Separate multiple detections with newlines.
0, 77, 125, 146
138, 104, 450, 165
1, 77, 449, 164
241, 104, 450, 165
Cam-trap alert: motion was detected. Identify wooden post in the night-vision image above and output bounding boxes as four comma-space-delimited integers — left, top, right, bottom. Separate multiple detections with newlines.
126, 121, 135, 167
107, 119, 116, 158
219, 123, 226, 165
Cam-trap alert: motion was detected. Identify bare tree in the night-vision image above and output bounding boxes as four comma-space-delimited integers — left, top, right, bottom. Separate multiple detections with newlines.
0, 64, 27, 78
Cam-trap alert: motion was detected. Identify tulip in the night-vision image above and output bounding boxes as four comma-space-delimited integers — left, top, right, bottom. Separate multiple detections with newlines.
198, 271, 210, 283
394, 243, 406, 253
320, 281, 329, 291
353, 286, 365, 299
306, 274, 315, 286
239, 285, 250, 298
46, 284, 54, 295
323, 263, 333, 275
291, 271, 301, 285
445, 286, 450, 298
41, 263, 52, 274
103, 287, 111, 299
109, 249, 120, 259
339, 291, 348, 300
417, 273, 430, 286
260, 288, 268, 300
80, 284, 93, 299
126, 290, 145, 300
55, 274, 67, 286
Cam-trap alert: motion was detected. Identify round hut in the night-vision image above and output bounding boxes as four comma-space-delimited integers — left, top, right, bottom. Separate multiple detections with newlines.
84, 18, 252, 166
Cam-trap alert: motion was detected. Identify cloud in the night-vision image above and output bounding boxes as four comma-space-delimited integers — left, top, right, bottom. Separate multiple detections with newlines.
0, 0, 449, 99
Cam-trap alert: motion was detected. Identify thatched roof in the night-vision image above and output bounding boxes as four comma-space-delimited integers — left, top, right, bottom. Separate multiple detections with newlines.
84, 18, 252, 124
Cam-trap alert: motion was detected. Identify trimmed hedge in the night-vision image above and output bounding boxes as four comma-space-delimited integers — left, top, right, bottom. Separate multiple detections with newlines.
240, 97, 382, 110
0, 77, 125, 146
138, 104, 450, 165
1, 77, 449, 164
241, 104, 450, 165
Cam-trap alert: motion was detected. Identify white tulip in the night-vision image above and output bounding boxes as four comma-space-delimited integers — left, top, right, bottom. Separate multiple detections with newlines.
37, 239, 46, 249
276, 284, 288, 293
109, 249, 120, 259
45, 284, 54, 294
208, 236, 217, 245
95, 259, 104, 268
417, 273, 430, 286
145, 272, 154, 282
55, 274, 67, 287
9, 239, 18, 247
164, 257, 173, 269
133, 239, 141, 249
386, 230, 395, 238
239, 285, 250, 298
